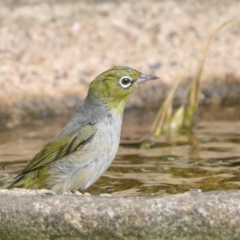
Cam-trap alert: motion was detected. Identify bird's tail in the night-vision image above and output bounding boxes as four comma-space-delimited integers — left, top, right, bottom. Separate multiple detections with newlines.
0, 175, 26, 189
0, 168, 47, 190
0, 181, 12, 189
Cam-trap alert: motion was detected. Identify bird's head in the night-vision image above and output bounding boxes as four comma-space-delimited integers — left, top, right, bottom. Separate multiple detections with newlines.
88, 66, 158, 112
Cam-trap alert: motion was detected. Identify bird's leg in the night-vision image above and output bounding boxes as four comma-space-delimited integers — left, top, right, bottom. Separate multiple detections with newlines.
71, 189, 83, 195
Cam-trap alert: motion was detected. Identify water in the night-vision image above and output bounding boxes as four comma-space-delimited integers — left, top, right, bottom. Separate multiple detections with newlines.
1, 106, 240, 196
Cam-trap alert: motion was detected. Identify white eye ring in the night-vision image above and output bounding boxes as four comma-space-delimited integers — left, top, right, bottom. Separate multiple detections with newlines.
119, 76, 132, 88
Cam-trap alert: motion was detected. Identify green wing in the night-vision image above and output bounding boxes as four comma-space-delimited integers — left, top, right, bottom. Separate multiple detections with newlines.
22, 124, 95, 173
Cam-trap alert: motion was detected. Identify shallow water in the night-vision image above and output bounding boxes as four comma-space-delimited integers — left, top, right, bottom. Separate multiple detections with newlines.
1, 106, 240, 196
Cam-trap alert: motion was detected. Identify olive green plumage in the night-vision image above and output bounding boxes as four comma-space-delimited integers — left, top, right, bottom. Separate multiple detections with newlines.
1, 66, 158, 194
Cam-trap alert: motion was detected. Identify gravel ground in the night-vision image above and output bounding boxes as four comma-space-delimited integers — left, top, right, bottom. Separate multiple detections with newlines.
0, 0, 240, 126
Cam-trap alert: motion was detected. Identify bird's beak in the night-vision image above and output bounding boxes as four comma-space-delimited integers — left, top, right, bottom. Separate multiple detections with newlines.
136, 74, 159, 84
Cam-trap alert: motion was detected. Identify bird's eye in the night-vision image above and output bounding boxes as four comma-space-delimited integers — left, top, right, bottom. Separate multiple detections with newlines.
119, 76, 132, 88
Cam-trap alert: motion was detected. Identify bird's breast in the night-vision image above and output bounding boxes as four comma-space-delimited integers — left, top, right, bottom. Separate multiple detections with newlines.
47, 110, 123, 193
92, 110, 122, 163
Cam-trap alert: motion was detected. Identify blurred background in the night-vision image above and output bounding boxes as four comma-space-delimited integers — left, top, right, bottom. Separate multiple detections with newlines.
0, 0, 240, 127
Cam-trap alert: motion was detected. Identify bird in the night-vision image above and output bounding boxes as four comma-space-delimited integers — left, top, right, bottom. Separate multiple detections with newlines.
1, 66, 158, 194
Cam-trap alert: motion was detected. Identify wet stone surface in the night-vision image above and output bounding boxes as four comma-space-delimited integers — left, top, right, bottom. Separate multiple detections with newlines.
1, 189, 240, 240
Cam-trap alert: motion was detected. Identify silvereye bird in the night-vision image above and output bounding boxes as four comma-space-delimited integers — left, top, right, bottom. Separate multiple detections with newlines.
2, 66, 158, 194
